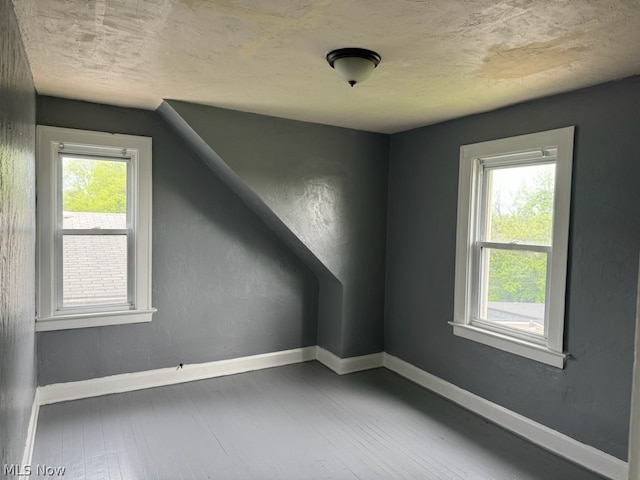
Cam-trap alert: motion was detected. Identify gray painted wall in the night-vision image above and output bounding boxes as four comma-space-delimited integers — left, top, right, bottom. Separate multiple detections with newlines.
629, 261, 640, 477
164, 102, 389, 358
385, 76, 640, 460
156, 103, 345, 357
0, 0, 37, 470
36, 97, 318, 385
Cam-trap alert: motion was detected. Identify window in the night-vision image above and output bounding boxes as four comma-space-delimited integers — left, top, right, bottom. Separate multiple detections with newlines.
36, 126, 155, 331
451, 127, 574, 368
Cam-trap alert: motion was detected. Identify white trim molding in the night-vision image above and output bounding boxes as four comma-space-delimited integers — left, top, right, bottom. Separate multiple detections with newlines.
37, 346, 383, 406
453, 127, 574, 368
36, 126, 155, 331
628, 259, 640, 480
383, 353, 628, 480
316, 346, 384, 375
31, 346, 626, 479
450, 322, 567, 368
35, 308, 156, 332
38, 346, 317, 405
21, 389, 40, 468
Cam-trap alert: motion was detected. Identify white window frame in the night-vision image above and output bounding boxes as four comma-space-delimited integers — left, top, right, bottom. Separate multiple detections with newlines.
36, 126, 155, 331
451, 127, 574, 368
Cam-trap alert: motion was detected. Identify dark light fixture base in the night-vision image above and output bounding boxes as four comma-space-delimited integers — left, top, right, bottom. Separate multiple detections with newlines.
326, 48, 382, 69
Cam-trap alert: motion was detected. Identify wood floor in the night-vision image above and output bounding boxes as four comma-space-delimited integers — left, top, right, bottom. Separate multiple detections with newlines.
32, 362, 606, 479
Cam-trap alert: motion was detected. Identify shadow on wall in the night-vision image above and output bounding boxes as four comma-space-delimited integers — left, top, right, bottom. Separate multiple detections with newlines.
0, 0, 37, 468
159, 100, 389, 358
35, 96, 319, 385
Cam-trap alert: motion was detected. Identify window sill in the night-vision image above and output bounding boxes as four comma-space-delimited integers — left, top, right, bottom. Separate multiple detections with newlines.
449, 322, 568, 368
36, 308, 157, 332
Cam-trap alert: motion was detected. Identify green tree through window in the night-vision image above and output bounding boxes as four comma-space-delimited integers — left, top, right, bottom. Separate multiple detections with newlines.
488, 169, 554, 304
63, 157, 126, 214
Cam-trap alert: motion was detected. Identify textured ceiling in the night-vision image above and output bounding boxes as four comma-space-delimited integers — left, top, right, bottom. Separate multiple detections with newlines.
12, 0, 640, 133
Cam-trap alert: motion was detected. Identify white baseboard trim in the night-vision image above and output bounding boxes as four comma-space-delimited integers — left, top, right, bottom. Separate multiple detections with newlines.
38, 346, 317, 405
38, 346, 384, 406
383, 353, 628, 480
316, 346, 384, 375
33, 346, 627, 480
21, 388, 40, 467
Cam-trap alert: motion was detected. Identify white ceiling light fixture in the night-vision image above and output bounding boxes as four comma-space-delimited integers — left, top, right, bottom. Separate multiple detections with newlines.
326, 48, 382, 87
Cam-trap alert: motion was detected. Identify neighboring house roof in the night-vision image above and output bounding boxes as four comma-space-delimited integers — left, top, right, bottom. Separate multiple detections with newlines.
63, 211, 126, 229
62, 212, 128, 307
487, 302, 545, 336
487, 302, 544, 322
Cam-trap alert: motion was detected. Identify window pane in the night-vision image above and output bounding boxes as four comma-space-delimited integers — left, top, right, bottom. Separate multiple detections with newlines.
62, 235, 128, 307
479, 248, 547, 336
485, 163, 555, 246
62, 156, 127, 229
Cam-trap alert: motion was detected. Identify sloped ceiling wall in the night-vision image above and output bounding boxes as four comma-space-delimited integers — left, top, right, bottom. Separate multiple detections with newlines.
36, 97, 319, 384
161, 101, 389, 357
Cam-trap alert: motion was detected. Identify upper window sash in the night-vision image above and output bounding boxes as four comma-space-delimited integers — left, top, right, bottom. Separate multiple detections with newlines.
476, 241, 551, 253
475, 154, 556, 245
476, 147, 557, 165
